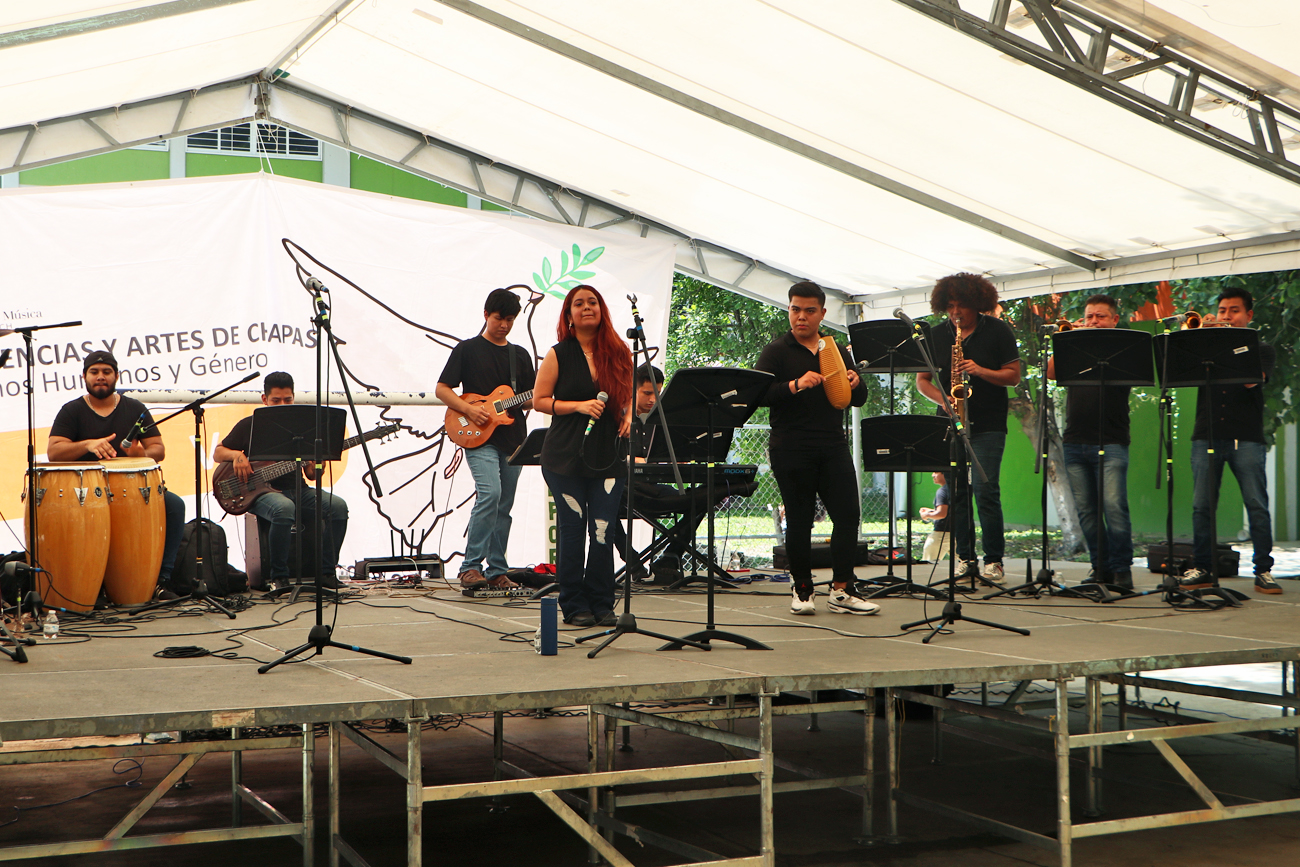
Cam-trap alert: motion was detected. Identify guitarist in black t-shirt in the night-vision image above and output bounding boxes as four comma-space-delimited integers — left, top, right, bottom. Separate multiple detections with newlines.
214, 371, 348, 590
47, 350, 187, 597
436, 288, 536, 591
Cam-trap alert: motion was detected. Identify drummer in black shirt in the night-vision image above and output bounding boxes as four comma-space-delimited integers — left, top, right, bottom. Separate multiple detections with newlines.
1046, 295, 1135, 589
47, 350, 186, 597
756, 281, 878, 616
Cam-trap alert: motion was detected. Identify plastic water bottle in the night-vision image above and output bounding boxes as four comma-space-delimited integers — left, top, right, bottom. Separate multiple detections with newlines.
42, 610, 59, 640
537, 597, 557, 655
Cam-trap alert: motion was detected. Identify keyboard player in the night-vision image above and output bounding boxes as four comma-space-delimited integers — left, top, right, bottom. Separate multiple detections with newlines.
610, 364, 706, 583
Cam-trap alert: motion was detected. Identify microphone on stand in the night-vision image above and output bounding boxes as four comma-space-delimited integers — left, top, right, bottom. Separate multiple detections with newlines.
305, 276, 326, 292
583, 392, 610, 437
893, 308, 917, 330
118, 412, 148, 453
1161, 313, 1188, 326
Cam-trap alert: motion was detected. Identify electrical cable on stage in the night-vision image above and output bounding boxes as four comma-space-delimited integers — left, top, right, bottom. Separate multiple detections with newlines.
0, 760, 144, 830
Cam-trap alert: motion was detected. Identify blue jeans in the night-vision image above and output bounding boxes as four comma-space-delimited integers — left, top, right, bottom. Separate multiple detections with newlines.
1190, 439, 1273, 574
461, 445, 521, 579
250, 487, 349, 580
158, 489, 185, 584
542, 469, 624, 620
1064, 442, 1133, 573
951, 431, 1006, 564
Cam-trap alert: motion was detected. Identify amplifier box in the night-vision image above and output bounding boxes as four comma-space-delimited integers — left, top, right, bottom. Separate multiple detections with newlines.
773, 541, 872, 570
354, 556, 444, 583
1146, 541, 1239, 578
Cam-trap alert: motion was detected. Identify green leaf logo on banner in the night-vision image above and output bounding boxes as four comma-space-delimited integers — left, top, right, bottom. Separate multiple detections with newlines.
534, 245, 606, 300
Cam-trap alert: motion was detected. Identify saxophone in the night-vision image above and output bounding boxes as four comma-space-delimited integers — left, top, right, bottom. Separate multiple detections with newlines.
950, 336, 970, 424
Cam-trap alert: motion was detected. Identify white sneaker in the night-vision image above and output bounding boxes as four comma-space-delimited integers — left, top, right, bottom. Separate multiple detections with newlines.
827, 586, 881, 615
955, 559, 980, 577
790, 583, 816, 615
982, 562, 1006, 584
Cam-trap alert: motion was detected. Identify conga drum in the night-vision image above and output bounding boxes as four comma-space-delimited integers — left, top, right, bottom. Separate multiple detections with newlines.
101, 457, 166, 606
23, 463, 111, 612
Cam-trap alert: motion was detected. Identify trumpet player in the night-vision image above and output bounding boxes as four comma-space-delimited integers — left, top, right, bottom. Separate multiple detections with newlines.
916, 273, 1021, 583
1046, 295, 1135, 589
756, 281, 877, 615
1180, 288, 1281, 595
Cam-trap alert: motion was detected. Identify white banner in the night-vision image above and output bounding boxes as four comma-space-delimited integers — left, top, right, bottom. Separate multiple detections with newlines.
0, 174, 675, 576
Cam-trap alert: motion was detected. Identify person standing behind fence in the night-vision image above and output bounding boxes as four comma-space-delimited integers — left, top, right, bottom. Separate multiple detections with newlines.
920, 471, 951, 563
755, 281, 878, 616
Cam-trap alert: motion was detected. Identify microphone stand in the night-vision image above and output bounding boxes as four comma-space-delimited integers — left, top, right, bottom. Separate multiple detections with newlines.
259, 266, 411, 673
578, 295, 708, 658
126, 373, 262, 620
897, 316, 1029, 643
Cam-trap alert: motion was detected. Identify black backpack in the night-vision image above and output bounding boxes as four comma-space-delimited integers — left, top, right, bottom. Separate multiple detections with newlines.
171, 518, 231, 596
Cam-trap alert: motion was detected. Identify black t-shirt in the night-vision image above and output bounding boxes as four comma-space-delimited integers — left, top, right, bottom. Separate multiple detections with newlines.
933, 484, 951, 532
1063, 384, 1131, 445
1192, 339, 1275, 443
220, 414, 299, 490
925, 315, 1020, 434
49, 394, 160, 461
438, 335, 536, 453
755, 331, 867, 451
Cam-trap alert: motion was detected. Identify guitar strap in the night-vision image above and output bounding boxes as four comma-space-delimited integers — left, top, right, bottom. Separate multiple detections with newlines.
508, 341, 517, 393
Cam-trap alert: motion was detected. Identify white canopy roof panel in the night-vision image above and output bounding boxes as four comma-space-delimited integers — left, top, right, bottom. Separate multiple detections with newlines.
3, 0, 1300, 319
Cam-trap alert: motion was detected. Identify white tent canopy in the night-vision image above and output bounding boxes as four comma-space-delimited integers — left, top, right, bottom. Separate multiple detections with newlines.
3, 0, 1300, 321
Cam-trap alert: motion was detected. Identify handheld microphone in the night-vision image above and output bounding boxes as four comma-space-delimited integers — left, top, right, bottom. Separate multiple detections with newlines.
893, 308, 916, 329
583, 391, 610, 437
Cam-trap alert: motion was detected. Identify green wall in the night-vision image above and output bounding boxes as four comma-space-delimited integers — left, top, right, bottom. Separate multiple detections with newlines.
18, 149, 169, 185
186, 152, 322, 182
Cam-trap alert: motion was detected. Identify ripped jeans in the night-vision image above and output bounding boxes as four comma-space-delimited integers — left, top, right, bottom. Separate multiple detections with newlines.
542, 469, 626, 620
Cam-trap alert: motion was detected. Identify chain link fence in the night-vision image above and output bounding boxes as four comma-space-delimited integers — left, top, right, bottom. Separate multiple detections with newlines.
685, 424, 893, 569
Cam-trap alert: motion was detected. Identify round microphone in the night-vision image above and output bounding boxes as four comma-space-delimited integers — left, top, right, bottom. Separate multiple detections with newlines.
583, 391, 610, 437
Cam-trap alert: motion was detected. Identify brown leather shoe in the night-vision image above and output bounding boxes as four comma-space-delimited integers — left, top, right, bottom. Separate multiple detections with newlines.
458, 568, 487, 589
485, 573, 520, 589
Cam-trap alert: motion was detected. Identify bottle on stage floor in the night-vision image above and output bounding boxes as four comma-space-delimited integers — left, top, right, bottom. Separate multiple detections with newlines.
537, 596, 558, 656
43, 610, 59, 640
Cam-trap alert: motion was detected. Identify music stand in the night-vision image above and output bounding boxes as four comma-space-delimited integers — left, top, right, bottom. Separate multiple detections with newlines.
858, 415, 949, 600
1151, 328, 1262, 607
850, 320, 933, 584
648, 367, 773, 651
1046, 328, 1151, 600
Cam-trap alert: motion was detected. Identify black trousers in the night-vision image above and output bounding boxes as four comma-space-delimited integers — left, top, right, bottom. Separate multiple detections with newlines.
771, 441, 860, 586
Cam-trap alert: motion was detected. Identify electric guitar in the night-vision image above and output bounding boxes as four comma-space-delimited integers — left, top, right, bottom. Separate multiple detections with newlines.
444, 385, 533, 448
212, 423, 400, 515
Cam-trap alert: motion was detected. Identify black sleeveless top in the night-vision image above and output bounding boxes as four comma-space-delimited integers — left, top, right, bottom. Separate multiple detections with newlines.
540, 339, 621, 478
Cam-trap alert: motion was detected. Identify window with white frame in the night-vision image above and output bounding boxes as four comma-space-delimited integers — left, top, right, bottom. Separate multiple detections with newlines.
186, 123, 322, 160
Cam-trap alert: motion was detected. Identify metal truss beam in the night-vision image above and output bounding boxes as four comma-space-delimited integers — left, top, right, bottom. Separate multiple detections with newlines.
0, 0, 261, 50
264, 79, 822, 306
892, 0, 1300, 187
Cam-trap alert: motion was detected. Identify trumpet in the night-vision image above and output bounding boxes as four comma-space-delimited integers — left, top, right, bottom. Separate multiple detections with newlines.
1172, 309, 1232, 329
1055, 318, 1074, 332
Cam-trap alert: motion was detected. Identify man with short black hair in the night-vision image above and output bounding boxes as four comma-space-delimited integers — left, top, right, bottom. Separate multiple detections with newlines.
47, 350, 186, 598
214, 372, 349, 590
1179, 288, 1280, 595
436, 287, 536, 590
1047, 295, 1135, 589
757, 281, 878, 615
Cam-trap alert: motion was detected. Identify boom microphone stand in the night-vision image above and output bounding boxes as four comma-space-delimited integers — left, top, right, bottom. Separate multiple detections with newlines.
579, 294, 707, 658
259, 267, 411, 673
896, 314, 1029, 644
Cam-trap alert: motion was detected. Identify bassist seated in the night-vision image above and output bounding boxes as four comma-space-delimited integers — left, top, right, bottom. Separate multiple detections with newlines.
213, 371, 347, 590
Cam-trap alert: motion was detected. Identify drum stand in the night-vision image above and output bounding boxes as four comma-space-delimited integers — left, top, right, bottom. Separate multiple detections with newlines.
128, 374, 259, 620
259, 255, 410, 673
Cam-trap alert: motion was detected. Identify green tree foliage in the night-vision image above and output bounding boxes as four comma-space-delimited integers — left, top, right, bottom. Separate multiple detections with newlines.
664, 274, 789, 376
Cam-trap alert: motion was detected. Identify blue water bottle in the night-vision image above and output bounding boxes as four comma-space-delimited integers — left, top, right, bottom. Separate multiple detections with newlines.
537, 596, 558, 655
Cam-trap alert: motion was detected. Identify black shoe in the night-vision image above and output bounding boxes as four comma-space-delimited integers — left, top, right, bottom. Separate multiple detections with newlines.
1178, 568, 1216, 590
650, 556, 683, 584
627, 563, 650, 582
153, 587, 180, 602
1110, 570, 1133, 590
314, 574, 342, 590
1081, 569, 1110, 585
595, 610, 618, 627
564, 610, 596, 628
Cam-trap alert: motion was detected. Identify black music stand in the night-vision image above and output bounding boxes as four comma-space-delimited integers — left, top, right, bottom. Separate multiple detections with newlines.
849, 319, 933, 584
649, 367, 773, 651
1150, 328, 1262, 608
858, 415, 949, 600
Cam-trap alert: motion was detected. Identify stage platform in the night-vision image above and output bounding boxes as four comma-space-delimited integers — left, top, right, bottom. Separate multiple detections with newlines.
4, 562, 1299, 866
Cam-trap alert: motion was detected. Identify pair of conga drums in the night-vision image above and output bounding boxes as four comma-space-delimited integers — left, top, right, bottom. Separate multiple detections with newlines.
22, 459, 167, 611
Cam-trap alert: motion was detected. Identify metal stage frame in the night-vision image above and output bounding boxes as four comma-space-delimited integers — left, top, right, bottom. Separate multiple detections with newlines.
2, 578, 1299, 866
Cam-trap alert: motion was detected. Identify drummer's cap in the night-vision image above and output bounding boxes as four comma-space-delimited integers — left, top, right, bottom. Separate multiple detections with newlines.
83, 350, 118, 374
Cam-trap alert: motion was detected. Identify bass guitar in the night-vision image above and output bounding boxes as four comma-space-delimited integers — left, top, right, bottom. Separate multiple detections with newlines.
445, 385, 533, 448
212, 423, 400, 515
